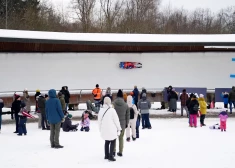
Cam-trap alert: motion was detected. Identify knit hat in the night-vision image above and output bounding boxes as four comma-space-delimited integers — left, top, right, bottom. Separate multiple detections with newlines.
15, 94, 20, 100
192, 95, 197, 99
67, 114, 72, 119
24, 88, 28, 91
104, 97, 111, 105
96, 84, 99, 88
58, 92, 62, 97
117, 89, 123, 98
45, 94, 48, 98
189, 93, 194, 98
199, 94, 204, 98
36, 89, 40, 92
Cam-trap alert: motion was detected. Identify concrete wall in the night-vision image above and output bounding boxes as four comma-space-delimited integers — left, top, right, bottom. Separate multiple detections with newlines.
0, 52, 234, 92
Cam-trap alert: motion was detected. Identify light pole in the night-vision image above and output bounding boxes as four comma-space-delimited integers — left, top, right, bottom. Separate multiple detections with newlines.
6, 0, 7, 29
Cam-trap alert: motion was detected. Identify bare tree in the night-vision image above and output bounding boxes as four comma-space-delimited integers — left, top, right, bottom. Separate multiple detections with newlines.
100, 0, 124, 32
72, 0, 96, 32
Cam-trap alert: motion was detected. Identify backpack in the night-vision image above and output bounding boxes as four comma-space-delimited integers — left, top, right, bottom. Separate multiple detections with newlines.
130, 106, 135, 119
193, 104, 199, 112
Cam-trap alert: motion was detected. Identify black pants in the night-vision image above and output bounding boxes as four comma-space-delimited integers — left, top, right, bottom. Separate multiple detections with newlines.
15, 114, 19, 132
200, 114, 206, 125
41, 114, 49, 129
105, 139, 116, 158
224, 104, 228, 108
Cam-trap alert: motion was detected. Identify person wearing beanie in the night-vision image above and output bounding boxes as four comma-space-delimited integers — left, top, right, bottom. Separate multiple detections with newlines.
0, 98, 4, 133
22, 88, 31, 113
46, 89, 65, 149
92, 84, 102, 113
113, 89, 130, 157
138, 93, 152, 129
198, 94, 207, 127
101, 87, 113, 107
126, 95, 139, 142
180, 89, 189, 117
132, 86, 139, 108
188, 95, 199, 128
38, 95, 50, 130
11, 95, 21, 133
98, 97, 122, 162
62, 114, 79, 132
58, 92, 66, 111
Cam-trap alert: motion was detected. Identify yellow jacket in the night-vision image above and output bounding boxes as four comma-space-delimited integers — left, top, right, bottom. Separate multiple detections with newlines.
198, 97, 207, 114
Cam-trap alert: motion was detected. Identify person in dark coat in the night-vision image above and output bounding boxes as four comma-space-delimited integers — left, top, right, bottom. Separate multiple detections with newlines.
0, 98, 4, 133
46, 89, 65, 149
60, 86, 70, 111
188, 95, 199, 128
133, 86, 139, 108
167, 85, 173, 111
168, 89, 178, 115
11, 95, 21, 133
62, 114, 79, 132
38, 94, 50, 130
140, 87, 147, 100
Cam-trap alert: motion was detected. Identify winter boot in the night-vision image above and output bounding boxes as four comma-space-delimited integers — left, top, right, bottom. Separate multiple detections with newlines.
54, 145, 64, 149
117, 152, 123, 157
126, 137, 130, 142
132, 136, 136, 141
113, 152, 116, 157
108, 156, 116, 162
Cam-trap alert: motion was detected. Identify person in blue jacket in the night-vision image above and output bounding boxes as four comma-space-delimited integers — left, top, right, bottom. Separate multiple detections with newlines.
46, 89, 65, 149
221, 92, 229, 108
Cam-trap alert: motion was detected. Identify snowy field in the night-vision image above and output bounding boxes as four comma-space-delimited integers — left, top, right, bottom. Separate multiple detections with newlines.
1, 118, 235, 168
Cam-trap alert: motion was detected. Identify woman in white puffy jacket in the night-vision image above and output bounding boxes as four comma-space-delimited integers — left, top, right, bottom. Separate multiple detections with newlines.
126, 95, 139, 141
98, 97, 122, 162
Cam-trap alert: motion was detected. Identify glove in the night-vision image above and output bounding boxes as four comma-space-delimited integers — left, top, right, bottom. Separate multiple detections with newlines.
61, 118, 65, 123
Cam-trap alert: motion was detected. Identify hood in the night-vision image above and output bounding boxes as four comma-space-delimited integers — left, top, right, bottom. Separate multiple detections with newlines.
48, 89, 57, 98
114, 97, 125, 106
127, 95, 133, 106
198, 97, 205, 101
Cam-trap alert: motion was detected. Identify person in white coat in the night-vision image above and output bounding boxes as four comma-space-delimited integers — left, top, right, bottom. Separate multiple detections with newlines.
98, 97, 122, 162
126, 95, 139, 142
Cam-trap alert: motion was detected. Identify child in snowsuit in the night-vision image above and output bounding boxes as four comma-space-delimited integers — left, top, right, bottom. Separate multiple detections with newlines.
80, 111, 90, 132
126, 95, 139, 142
188, 95, 199, 128
198, 94, 207, 127
221, 92, 229, 109
18, 102, 28, 136
63, 114, 79, 132
219, 110, 228, 132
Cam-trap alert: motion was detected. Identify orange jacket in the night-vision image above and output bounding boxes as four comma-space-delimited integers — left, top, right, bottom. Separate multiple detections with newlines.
92, 88, 102, 100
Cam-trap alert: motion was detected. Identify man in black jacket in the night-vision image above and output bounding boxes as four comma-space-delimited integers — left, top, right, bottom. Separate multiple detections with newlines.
12, 95, 21, 133
38, 95, 50, 130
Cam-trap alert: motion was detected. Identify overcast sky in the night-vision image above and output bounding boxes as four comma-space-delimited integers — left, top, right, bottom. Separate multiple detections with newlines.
49, 0, 235, 14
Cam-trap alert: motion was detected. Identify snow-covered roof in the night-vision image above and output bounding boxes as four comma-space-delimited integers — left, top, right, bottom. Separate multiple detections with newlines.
0, 29, 235, 46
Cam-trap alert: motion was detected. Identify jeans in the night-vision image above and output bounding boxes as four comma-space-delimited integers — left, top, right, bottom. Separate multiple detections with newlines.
18, 117, 27, 135
50, 122, 61, 146
94, 100, 100, 113
15, 114, 19, 132
41, 114, 49, 129
65, 103, 69, 111
80, 127, 90, 132
229, 102, 235, 113
141, 113, 151, 128
114, 129, 125, 153
105, 139, 116, 158
181, 106, 188, 116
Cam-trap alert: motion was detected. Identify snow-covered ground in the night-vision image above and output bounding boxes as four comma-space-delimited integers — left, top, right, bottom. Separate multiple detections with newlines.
1, 118, 235, 168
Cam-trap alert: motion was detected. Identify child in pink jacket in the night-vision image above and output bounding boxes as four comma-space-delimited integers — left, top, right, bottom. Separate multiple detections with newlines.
219, 111, 228, 132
